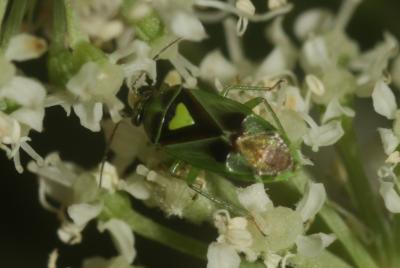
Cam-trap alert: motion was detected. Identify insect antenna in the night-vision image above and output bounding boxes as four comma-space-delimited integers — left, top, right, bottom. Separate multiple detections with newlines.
98, 37, 183, 188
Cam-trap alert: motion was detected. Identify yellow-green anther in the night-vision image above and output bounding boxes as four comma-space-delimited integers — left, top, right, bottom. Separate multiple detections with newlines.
168, 103, 195, 130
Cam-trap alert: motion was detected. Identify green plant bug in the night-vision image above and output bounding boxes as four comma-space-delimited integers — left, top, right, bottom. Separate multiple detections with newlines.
99, 39, 299, 188
129, 80, 297, 184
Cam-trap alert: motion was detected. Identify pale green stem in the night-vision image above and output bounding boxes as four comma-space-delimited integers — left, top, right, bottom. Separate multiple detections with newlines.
64, 0, 88, 47
52, 0, 66, 51
0, 0, 8, 34
101, 192, 208, 260
0, 0, 27, 49
334, 0, 362, 31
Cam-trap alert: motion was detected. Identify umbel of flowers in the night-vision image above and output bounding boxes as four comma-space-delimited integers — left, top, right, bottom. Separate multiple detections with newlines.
1, 0, 400, 267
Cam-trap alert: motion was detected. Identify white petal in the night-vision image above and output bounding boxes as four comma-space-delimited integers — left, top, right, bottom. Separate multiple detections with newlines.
207, 242, 241, 268
237, 183, 273, 213
171, 12, 207, 41
379, 181, 400, 213
386, 151, 400, 164
68, 202, 103, 227
98, 219, 136, 263
372, 80, 397, 119
303, 120, 344, 152
1, 76, 46, 107
73, 102, 103, 132
0, 55, 16, 86
296, 233, 336, 257
236, 0, 255, 15
119, 177, 150, 200
11, 108, 44, 132
302, 36, 330, 69
5, 33, 47, 61
263, 252, 282, 268
57, 222, 83, 245
306, 74, 325, 96
268, 0, 287, 10
95, 162, 119, 192
296, 182, 326, 222
199, 50, 237, 83
294, 9, 333, 41
322, 98, 355, 123
263, 207, 304, 251
378, 128, 399, 155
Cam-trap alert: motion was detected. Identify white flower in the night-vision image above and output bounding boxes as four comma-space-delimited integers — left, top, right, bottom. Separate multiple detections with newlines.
372, 80, 397, 119
351, 33, 397, 97
68, 202, 103, 227
296, 233, 336, 257
303, 116, 344, 152
171, 11, 207, 41
207, 242, 241, 268
237, 183, 273, 213
0, 112, 43, 173
66, 61, 124, 131
72, 0, 123, 42
98, 219, 136, 263
0, 76, 46, 131
94, 162, 120, 192
296, 182, 326, 222
378, 128, 399, 155
109, 40, 156, 89
379, 181, 400, 213
294, 9, 333, 41
263, 252, 282, 268
5, 33, 47, 61
214, 210, 253, 251
302, 36, 330, 70
321, 98, 355, 123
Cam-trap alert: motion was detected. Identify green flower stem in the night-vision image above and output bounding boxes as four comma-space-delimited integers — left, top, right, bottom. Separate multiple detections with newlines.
64, 0, 88, 47
101, 192, 208, 260
336, 117, 386, 235
0, 0, 8, 34
0, 0, 27, 49
319, 205, 378, 268
292, 172, 379, 268
51, 0, 67, 51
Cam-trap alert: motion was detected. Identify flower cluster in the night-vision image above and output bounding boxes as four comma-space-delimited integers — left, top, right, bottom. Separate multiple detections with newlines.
2, 0, 400, 267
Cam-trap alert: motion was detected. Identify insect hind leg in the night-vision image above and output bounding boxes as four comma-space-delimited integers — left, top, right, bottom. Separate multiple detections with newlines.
221, 79, 286, 97
169, 161, 248, 217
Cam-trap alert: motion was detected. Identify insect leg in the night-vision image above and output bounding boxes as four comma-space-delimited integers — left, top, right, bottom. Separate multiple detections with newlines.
98, 121, 122, 188
221, 79, 285, 97
169, 161, 249, 216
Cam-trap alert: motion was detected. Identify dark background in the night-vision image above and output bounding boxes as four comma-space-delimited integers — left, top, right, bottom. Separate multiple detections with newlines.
1, 0, 400, 267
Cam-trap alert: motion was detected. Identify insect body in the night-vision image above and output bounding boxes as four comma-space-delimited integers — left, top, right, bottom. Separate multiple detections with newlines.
132, 84, 296, 183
